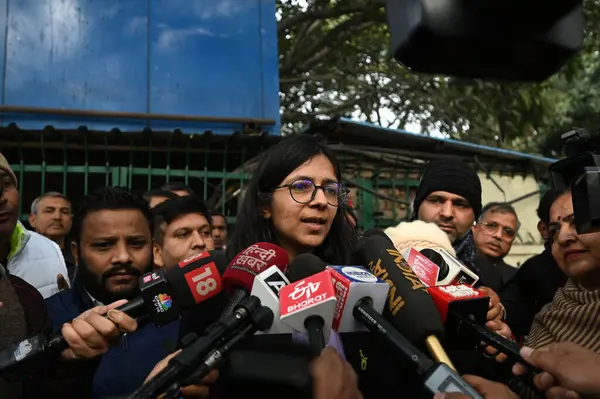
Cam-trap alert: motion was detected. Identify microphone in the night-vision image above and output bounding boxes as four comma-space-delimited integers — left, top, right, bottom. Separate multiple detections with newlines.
279, 254, 337, 355
355, 234, 456, 371
220, 243, 289, 318
427, 285, 525, 361
402, 248, 441, 287
327, 265, 483, 398
419, 248, 479, 286
327, 265, 390, 332
250, 265, 294, 334
0, 250, 227, 373
129, 295, 274, 399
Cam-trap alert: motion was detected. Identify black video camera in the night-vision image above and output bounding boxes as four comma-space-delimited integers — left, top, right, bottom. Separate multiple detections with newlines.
549, 128, 600, 234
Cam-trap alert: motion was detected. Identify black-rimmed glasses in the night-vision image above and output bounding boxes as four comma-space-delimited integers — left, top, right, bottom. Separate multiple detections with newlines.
274, 179, 348, 207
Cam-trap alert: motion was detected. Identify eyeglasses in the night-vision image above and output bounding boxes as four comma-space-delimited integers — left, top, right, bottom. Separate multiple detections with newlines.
479, 221, 517, 241
274, 179, 348, 207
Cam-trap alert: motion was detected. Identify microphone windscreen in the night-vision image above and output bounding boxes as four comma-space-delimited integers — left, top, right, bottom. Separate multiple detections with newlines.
222, 243, 289, 293
166, 250, 226, 308
361, 235, 445, 346
287, 254, 327, 282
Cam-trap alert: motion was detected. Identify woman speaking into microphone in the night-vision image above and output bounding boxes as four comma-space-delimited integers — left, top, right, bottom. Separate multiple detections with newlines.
175, 135, 362, 399
227, 134, 357, 266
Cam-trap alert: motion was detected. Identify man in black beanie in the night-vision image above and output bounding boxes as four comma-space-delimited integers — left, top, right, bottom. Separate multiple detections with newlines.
411, 159, 483, 270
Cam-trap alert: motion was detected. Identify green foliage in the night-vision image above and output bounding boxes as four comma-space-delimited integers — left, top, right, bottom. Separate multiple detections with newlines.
277, 0, 600, 156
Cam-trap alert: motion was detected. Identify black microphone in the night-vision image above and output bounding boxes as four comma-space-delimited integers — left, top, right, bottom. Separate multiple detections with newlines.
0, 250, 227, 374
354, 234, 454, 369
325, 264, 482, 398
129, 295, 273, 399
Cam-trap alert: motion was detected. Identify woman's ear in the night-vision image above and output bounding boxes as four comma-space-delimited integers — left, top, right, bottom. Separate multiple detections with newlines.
260, 203, 272, 219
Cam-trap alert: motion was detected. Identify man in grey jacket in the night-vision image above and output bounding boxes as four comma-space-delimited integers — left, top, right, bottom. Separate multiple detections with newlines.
0, 152, 69, 298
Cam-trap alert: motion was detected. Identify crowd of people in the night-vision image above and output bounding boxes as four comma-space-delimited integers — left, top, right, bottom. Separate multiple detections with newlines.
0, 133, 599, 399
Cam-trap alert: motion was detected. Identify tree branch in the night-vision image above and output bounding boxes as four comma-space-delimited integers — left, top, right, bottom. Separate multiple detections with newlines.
277, 1, 385, 33
285, 20, 379, 76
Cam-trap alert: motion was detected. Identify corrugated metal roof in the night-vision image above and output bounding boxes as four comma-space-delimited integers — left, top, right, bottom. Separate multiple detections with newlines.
303, 117, 557, 176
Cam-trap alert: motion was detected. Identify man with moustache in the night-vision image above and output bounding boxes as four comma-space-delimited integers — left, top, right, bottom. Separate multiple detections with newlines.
473, 202, 520, 285
45, 187, 180, 398
411, 160, 504, 292
0, 153, 69, 298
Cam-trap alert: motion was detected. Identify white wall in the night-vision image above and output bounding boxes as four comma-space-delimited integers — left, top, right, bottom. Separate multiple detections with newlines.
479, 172, 544, 267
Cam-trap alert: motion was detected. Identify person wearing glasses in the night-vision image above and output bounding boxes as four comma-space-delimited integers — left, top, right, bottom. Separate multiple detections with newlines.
226, 134, 357, 265
176, 135, 362, 398
473, 202, 520, 287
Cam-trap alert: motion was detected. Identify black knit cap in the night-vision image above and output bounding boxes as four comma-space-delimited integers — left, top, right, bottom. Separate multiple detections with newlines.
411, 160, 482, 219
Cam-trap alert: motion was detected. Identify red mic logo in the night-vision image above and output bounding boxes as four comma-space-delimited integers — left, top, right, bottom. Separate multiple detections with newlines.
185, 261, 222, 303
233, 244, 280, 274
405, 248, 440, 287
280, 271, 336, 316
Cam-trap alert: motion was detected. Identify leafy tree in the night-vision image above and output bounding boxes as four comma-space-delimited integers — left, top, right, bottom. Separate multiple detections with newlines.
277, 0, 600, 155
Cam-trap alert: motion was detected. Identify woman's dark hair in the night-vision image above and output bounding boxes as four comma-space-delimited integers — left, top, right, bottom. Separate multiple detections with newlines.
227, 135, 358, 263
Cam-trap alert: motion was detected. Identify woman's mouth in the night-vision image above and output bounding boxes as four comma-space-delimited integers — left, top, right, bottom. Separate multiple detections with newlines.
564, 249, 587, 261
301, 217, 327, 230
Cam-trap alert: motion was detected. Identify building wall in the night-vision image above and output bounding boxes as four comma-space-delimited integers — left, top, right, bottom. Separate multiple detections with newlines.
480, 172, 544, 267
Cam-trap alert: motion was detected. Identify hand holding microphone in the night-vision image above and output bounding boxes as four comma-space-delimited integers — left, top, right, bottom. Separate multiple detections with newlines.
478, 286, 504, 321
513, 342, 600, 399
60, 300, 138, 361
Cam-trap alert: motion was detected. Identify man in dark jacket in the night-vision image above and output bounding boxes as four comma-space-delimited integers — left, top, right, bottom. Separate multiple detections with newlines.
473, 202, 520, 291
409, 160, 504, 290
45, 187, 180, 398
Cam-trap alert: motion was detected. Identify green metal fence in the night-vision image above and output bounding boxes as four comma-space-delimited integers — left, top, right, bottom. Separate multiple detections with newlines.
5, 130, 424, 230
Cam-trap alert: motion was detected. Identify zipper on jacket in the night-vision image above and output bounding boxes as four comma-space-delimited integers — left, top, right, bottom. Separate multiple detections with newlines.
122, 333, 129, 351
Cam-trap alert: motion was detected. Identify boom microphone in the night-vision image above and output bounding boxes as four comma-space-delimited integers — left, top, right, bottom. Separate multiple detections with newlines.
0, 250, 227, 374
280, 254, 337, 355
220, 243, 289, 318
357, 234, 455, 371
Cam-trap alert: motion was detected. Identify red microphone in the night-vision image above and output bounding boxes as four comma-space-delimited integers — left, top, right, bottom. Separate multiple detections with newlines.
427, 285, 524, 362
221, 243, 289, 318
